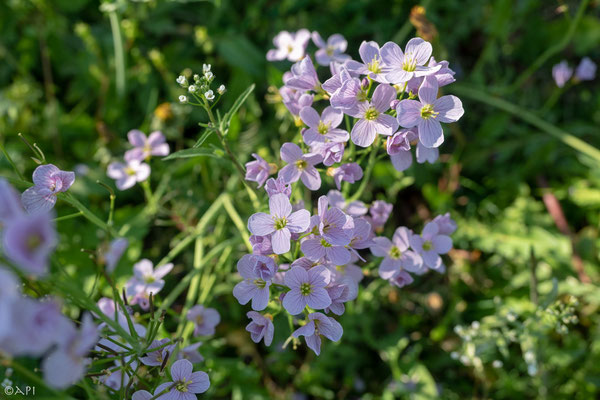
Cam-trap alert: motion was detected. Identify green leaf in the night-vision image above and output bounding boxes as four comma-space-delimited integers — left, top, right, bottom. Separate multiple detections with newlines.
163, 148, 219, 160
222, 83, 255, 130
193, 129, 213, 148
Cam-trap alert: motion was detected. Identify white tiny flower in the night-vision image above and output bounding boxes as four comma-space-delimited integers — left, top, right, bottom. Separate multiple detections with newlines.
492, 360, 503, 369
204, 71, 213, 81
450, 352, 459, 360
193, 74, 200, 81
188, 85, 197, 93
179, 95, 188, 103
203, 63, 211, 74
471, 321, 480, 330
217, 84, 226, 95
176, 75, 187, 86
205, 90, 215, 101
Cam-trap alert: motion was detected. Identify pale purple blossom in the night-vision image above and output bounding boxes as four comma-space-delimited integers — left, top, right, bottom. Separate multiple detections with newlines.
140, 338, 175, 367
282, 265, 332, 314
233, 254, 277, 311
315, 196, 353, 246
265, 177, 292, 198
322, 68, 352, 96
575, 57, 596, 81
43, 314, 98, 389
132, 391, 153, 400
300, 106, 348, 145
292, 312, 343, 355
245, 311, 274, 346
245, 153, 272, 188
248, 193, 310, 254
104, 237, 128, 273
328, 72, 364, 111
369, 200, 393, 230
2, 211, 56, 276
107, 159, 150, 190
331, 163, 363, 190
154, 359, 210, 399
312, 32, 351, 66
416, 141, 439, 164
278, 143, 323, 191
312, 141, 345, 166
249, 234, 273, 255
177, 342, 204, 363
346, 41, 389, 83
267, 29, 311, 62
0, 268, 19, 341
324, 284, 352, 315
380, 38, 440, 84
387, 130, 413, 172
187, 305, 221, 336
552, 60, 573, 88
284, 56, 321, 91
371, 227, 424, 279
126, 259, 173, 308
21, 164, 75, 214
406, 57, 455, 93
301, 234, 352, 267
348, 217, 374, 255
397, 76, 464, 148
125, 130, 170, 161
327, 190, 368, 217
433, 213, 457, 235
410, 222, 453, 270
0, 178, 23, 223
280, 86, 314, 116
389, 269, 414, 288
347, 83, 398, 147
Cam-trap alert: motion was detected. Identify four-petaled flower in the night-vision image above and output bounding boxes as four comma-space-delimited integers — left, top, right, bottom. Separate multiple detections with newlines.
140, 338, 175, 367
371, 227, 424, 279
278, 143, 323, 190
410, 222, 453, 271
154, 359, 210, 400
282, 265, 332, 315
300, 106, 348, 145
233, 254, 277, 310
380, 38, 440, 84
266, 29, 311, 62
21, 164, 75, 214
292, 312, 343, 355
187, 305, 221, 336
312, 32, 351, 66
125, 130, 170, 162
107, 159, 150, 190
245, 311, 275, 346
347, 83, 398, 147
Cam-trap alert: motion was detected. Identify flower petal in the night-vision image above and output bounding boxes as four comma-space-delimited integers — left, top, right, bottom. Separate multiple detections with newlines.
248, 213, 275, 236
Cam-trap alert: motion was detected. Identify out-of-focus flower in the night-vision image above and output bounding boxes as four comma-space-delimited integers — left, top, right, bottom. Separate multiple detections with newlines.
389, 269, 414, 288
0, 178, 24, 223
245, 311, 274, 346
233, 254, 277, 311
433, 213, 457, 235
410, 221, 452, 270
177, 342, 204, 363
282, 266, 331, 315
575, 57, 596, 81
126, 259, 173, 308
21, 164, 75, 214
104, 237, 128, 273
292, 312, 343, 355
140, 338, 175, 367
124, 130, 170, 161
331, 163, 363, 190
187, 305, 220, 336
245, 154, 272, 188
278, 143, 323, 191
312, 32, 351, 66
0, 268, 19, 342
107, 159, 150, 190
249, 234, 273, 255
327, 190, 368, 217
371, 227, 423, 279
154, 359, 210, 399
369, 200, 393, 230
552, 60, 573, 88
267, 29, 311, 62
347, 83, 398, 147
280, 86, 314, 116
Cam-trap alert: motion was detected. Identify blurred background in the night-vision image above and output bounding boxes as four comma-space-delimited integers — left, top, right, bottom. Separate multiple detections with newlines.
1, 0, 599, 398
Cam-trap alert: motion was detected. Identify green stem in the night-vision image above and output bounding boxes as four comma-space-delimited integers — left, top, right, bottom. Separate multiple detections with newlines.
53, 211, 84, 222
452, 84, 600, 163
59, 192, 119, 237
0, 139, 25, 180
108, 10, 126, 98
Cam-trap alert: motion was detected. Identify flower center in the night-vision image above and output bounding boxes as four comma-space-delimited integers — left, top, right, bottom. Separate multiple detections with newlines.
144, 275, 156, 284
367, 57, 381, 74
420, 104, 438, 120
175, 379, 191, 393
253, 278, 266, 289
274, 216, 288, 230
27, 233, 42, 251
357, 90, 369, 102
364, 107, 379, 121
389, 246, 402, 259
317, 121, 330, 135
300, 282, 313, 296
125, 167, 136, 176
295, 159, 307, 170
422, 240, 433, 251
287, 44, 294, 53
326, 46, 335, 56
195, 315, 204, 325
402, 56, 417, 72
320, 238, 332, 248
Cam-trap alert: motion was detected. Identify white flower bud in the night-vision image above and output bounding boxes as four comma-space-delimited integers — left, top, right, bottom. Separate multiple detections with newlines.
176, 75, 187, 86
188, 85, 196, 93
204, 71, 213, 81
179, 95, 188, 103
217, 84, 226, 95
203, 63, 211, 74
492, 360, 503, 368
193, 74, 200, 81
204, 90, 215, 101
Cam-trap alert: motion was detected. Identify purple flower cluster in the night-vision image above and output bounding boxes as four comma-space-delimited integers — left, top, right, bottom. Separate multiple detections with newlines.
553, 58, 596, 87
107, 129, 170, 190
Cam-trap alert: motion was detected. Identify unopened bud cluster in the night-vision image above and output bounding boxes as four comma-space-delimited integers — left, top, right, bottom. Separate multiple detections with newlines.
176, 63, 225, 104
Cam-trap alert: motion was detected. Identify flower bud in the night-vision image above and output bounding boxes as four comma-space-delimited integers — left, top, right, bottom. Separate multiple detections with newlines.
188, 85, 196, 93
203, 63, 211, 74
217, 84, 226, 95
204, 71, 213, 81
176, 75, 188, 87
361, 77, 369, 89
179, 95, 188, 103
390, 99, 400, 110
204, 90, 215, 101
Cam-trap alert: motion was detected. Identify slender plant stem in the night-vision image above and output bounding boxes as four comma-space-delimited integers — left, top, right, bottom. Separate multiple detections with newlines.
53, 211, 84, 222
222, 194, 253, 252
0, 139, 25, 180
59, 192, 120, 237
108, 10, 126, 98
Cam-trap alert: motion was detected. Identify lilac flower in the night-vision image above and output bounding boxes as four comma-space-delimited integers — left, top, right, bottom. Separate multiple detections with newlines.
328, 262, 364, 287
389, 269, 414, 288
387, 130, 413, 172
280, 86, 314, 116
124, 130, 170, 161
575, 57, 596, 81
327, 190, 368, 217
284, 57, 321, 91
301, 225, 353, 266
100, 359, 136, 390
406, 57, 455, 93
245, 311, 275, 346
132, 391, 153, 400
267, 29, 311, 62
104, 237, 128, 273
346, 41, 389, 82
126, 259, 173, 308
154, 359, 210, 399
187, 305, 220, 336
248, 193, 310, 254
347, 83, 398, 147
278, 143, 323, 191
324, 284, 352, 315
315, 196, 353, 246
416, 141, 439, 164
312, 141, 345, 166
233, 254, 277, 311
2, 211, 56, 276
433, 213, 457, 235
245, 153, 272, 188
397, 76, 464, 148
371, 227, 424, 279
331, 163, 363, 190
312, 32, 351, 66
42, 314, 98, 389
292, 312, 343, 355
265, 177, 292, 198
0, 178, 24, 223
177, 342, 204, 363
249, 235, 273, 255
0, 268, 19, 341
369, 200, 393, 230
380, 38, 440, 84
552, 60, 573, 88
329, 72, 365, 111
1, 297, 71, 356
410, 222, 452, 270
348, 217, 374, 254
322, 68, 352, 96
140, 338, 175, 366
282, 265, 331, 314
300, 106, 348, 145
107, 159, 150, 190
21, 164, 75, 214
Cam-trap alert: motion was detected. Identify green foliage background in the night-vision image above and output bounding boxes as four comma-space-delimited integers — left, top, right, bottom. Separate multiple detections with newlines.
1, 0, 599, 398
